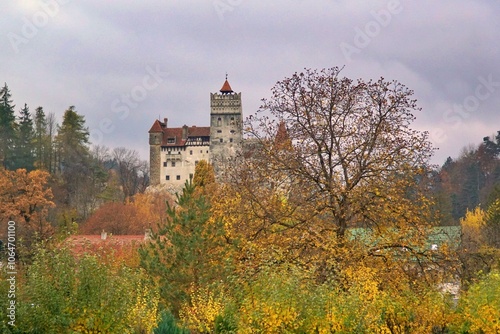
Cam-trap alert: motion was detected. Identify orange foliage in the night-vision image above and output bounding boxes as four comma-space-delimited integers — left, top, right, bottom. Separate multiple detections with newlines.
81, 191, 173, 235
63, 235, 143, 268
0, 168, 54, 241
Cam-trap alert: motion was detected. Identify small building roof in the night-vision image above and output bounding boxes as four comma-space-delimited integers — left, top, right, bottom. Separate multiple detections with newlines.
63, 234, 146, 255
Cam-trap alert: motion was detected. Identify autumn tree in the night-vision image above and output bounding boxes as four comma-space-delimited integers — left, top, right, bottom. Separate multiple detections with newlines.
81, 191, 172, 235
0, 168, 55, 252
458, 270, 500, 333
436, 134, 500, 222
216, 68, 448, 287
485, 198, 500, 248
4, 247, 159, 333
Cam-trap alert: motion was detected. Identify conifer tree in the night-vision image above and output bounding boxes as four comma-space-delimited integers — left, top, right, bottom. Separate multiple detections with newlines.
33, 106, 49, 170
15, 103, 35, 170
55, 105, 90, 172
55, 106, 97, 217
140, 163, 229, 314
0, 83, 17, 169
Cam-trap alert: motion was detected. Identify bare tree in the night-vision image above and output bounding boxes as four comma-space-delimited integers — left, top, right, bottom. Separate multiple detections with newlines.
112, 147, 148, 199
239, 67, 435, 238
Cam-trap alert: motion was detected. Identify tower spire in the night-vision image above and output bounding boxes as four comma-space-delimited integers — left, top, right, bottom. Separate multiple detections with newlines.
220, 73, 233, 94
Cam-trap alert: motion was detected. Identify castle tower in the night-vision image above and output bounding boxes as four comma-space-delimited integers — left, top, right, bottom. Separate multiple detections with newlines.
209, 77, 243, 163
148, 118, 164, 186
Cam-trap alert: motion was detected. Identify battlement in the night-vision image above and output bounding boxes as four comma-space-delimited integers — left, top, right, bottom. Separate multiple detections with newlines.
149, 78, 243, 189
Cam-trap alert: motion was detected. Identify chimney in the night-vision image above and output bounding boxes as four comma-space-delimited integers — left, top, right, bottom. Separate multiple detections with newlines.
182, 125, 188, 140
144, 229, 152, 241
163, 118, 168, 127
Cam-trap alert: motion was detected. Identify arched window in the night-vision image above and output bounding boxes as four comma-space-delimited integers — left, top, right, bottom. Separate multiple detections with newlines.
217, 117, 222, 126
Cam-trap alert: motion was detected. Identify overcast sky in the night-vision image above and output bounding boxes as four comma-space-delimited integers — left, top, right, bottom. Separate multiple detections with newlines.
2, 0, 499, 166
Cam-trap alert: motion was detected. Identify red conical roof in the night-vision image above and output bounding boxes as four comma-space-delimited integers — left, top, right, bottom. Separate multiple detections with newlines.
148, 119, 163, 133
220, 79, 233, 94
274, 121, 292, 150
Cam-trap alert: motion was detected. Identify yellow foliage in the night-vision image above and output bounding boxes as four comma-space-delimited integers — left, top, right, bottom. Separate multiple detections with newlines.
0, 168, 55, 241
461, 206, 486, 248
461, 206, 486, 229
461, 271, 500, 334
179, 284, 225, 333
127, 279, 160, 334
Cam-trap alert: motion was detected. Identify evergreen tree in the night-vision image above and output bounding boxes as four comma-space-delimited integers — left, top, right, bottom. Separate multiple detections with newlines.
15, 103, 35, 170
55, 105, 90, 171
33, 106, 48, 169
55, 106, 93, 216
140, 170, 229, 314
0, 83, 17, 169
53, 106, 107, 218
46, 112, 57, 173
483, 131, 500, 157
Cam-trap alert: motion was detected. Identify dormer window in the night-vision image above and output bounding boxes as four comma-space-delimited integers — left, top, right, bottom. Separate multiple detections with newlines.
167, 137, 175, 144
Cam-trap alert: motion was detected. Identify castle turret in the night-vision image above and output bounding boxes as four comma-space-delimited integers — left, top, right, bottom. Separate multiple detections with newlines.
209, 77, 243, 163
149, 119, 164, 186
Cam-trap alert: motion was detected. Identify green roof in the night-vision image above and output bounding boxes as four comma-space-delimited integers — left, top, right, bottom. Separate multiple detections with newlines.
347, 226, 462, 250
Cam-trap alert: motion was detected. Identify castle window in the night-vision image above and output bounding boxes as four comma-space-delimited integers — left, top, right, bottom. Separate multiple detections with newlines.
230, 130, 235, 134
167, 137, 175, 144
230, 117, 235, 125
200, 150, 203, 153
163, 162, 167, 167
166, 175, 170, 181
171, 161, 176, 167
217, 117, 222, 126
230, 138, 233, 143
195, 161, 199, 165
176, 175, 181, 180
217, 130, 222, 133
190, 150, 193, 155
220, 138, 223, 143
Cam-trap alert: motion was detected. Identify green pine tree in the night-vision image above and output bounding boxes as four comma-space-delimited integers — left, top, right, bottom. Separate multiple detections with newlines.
55, 105, 90, 172
140, 176, 229, 315
33, 106, 49, 170
15, 103, 35, 170
0, 83, 17, 169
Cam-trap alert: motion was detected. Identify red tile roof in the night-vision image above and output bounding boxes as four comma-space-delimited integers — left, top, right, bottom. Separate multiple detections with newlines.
149, 119, 164, 133
63, 235, 147, 255
148, 122, 210, 147
220, 80, 233, 93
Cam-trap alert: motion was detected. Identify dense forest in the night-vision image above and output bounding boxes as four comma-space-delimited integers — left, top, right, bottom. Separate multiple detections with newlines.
1, 69, 500, 333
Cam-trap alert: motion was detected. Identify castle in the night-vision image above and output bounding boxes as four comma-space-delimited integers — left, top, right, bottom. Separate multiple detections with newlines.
148, 78, 243, 188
